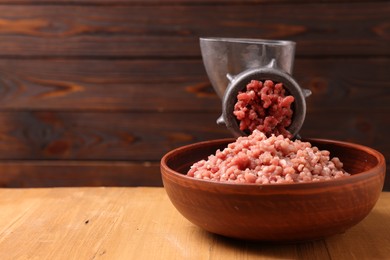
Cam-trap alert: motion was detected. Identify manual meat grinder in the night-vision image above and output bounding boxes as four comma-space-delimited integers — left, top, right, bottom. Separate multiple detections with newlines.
200, 37, 312, 138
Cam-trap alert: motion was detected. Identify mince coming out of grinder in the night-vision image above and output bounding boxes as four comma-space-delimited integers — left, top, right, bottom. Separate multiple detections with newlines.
188, 38, 350, 184
234, 79, 295, 138
200, 37, 311, 139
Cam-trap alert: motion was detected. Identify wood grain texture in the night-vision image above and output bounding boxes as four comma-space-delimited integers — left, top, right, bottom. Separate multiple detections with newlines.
0, 161, 161, 187
0, 3, 387, 57
0, 111, 388, 160
0, 188, 389, 259
0, 0, 388, 189
0, 59, 218, 111
0, 111, 230, 160
0, 58, 388, 111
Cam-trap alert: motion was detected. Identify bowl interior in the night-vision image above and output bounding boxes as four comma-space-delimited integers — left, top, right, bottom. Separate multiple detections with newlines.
165, 138, 382, 178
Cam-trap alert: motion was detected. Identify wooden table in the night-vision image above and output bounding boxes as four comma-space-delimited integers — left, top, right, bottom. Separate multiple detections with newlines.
0, 188, 389, 259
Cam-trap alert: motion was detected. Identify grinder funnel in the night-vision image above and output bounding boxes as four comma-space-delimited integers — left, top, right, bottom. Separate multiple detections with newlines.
200, 37, 311, 138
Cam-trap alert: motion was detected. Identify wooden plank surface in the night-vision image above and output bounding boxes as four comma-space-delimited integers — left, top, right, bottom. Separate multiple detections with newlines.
0, 111, 388, 160
0, 111, 231, 160
0, 188, 388, 259
0, 0, 388, 190
0, 3, 387, 57
0, 59, 217, 111
0, 58, 388, 111
0, 161, 161, 187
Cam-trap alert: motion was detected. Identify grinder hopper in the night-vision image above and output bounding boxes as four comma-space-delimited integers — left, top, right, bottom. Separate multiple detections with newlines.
200, 37, 311, 138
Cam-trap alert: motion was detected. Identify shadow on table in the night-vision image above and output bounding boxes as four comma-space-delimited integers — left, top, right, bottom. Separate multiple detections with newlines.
192, 209, 390, 259
191, 227, 331, 259
324, 209, 390, 259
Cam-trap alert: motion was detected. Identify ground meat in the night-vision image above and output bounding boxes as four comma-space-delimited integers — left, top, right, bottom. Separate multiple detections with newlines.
233, 80, 294, 138
187, 130, 349, 184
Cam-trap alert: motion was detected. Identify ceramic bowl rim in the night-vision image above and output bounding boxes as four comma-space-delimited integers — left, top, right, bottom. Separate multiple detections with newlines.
161, 138, 386, 190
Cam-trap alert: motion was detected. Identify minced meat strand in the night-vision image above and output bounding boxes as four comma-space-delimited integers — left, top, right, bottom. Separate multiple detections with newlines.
187, 130, 349, 184
233, 80, 294, 138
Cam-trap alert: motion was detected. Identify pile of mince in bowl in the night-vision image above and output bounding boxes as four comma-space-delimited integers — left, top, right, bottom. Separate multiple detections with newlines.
187, 130, 350, 184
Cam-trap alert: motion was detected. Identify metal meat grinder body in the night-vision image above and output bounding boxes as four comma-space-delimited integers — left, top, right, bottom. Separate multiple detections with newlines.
200, 37, 311, 138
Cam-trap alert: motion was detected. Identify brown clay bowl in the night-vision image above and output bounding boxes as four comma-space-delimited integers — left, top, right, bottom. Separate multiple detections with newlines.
161, 138, 386, 242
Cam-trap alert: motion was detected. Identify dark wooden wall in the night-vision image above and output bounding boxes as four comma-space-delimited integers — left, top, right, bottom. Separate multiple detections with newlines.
0, 0, 388, 190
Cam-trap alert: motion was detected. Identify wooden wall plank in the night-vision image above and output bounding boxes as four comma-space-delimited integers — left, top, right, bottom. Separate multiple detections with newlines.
0, 161, 162, 187
0, 59, 218, 111
0, 111, 231, 160
0, 3, 387, 57
0, 58, 388, 111
0, 110, 387, 160
0, 0, 388, 190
